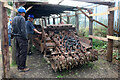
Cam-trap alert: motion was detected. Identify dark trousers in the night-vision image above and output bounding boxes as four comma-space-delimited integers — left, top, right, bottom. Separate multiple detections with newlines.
28, 34, 34, 53
8, 34, 11, 46
15, 36, 28, 69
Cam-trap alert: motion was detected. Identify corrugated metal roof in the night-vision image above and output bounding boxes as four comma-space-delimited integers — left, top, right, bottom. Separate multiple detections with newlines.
17, 0, 48, 2
24, 2, 86, 18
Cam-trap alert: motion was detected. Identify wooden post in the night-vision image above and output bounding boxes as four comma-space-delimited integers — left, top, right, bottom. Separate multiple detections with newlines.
44, 18, 47, 26
11, 2, 17, 65
118, 1, 120, 56
42, 19, 44, 27
48, 17, 50, 25
53, 17, 55, 24
1, 2, 10, 78
60, 14, 62, 23
107, 5, 114, 62
67, 14, 70, 24
75, 11, 79, 35
85, 16, 86, 28
88, 9, 93, 41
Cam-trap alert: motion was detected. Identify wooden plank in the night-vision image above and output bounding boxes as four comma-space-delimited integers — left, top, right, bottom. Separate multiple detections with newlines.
89, 11, 110, 17
61, 17, 67, 23
109, 6, 120, 11
89, 35, 108, 41
26, 6, 33, 12
77, 7, 108, 28
88, 6, 120, 17
3, 2, 18, 12
1, 2, 10, 78
77, 7, 119, 34
107, 5, 114, 62
107, 35, 120, 41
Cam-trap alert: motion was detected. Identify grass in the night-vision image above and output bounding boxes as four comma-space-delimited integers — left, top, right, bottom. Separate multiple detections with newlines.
78, 26, 107, 50
113, 51, 120, 60
9, 47, 12, 53
92, 39, 107, 50
10, 61, 17, 67
82, 62, 94, 68
56, 75, 63, 78
93, 65, 99, 70
0, 54, 2, 57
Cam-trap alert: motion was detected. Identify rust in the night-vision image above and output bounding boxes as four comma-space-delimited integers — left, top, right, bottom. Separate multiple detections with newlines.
33, 24, 98, 72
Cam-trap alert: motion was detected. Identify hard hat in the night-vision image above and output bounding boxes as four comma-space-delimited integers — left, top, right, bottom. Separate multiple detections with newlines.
28, 15, 34, 18
9, 19, 12, 21
18, 6, 26, 13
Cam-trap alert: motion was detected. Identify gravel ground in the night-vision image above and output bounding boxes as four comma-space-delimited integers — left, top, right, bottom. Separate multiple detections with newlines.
10, 50, 119, 79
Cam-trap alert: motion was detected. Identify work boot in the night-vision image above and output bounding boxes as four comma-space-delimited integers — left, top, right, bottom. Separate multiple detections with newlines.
18, 67, 30, 72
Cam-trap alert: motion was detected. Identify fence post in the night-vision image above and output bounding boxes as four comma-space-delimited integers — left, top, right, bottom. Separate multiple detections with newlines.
48, 17, 50, 25
60, 14, 62, 23
67, 16, 70, 24
107, 5, 114, 62
88, 9, 93, 41
53, 17, 55, 24
118, 1, 120, 59
75, 11, 79, 35
1, 2, 10, 78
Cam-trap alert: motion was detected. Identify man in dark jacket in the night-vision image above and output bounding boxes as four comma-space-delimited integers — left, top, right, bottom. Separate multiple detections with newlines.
12, 6, 29, 72
26, 15, 42, 55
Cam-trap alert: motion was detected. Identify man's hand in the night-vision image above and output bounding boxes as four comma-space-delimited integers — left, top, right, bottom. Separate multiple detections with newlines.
45, 33, 48, 36
38, 32, 42, 34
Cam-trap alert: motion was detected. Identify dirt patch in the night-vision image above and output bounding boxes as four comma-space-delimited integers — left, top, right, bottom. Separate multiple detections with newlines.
10, 50, 119, 78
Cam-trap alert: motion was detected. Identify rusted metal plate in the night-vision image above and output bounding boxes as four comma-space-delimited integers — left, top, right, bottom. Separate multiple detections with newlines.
79, 37, 92, 45
80, 42, 92, 49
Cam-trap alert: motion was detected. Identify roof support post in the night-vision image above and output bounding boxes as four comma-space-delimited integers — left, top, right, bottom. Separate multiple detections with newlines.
75, 11, 79, 35
11, 2, 17, 67
53, 17, 55, 24
48, 17, 50, 25
67, 16, 70, 24
107, 5, 114, 62
118, 1, 120, 57
85, 15, 86, 28
67, 13, 70, 24
44, 18, 47, 26
60, 14, 62, 23
1, 2, 10, 78
88, 9, 93, 41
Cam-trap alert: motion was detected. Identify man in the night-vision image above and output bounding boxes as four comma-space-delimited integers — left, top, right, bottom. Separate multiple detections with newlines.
12, 6, 29, 72
26, 14, 42, 55
8, 19, 12, 46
